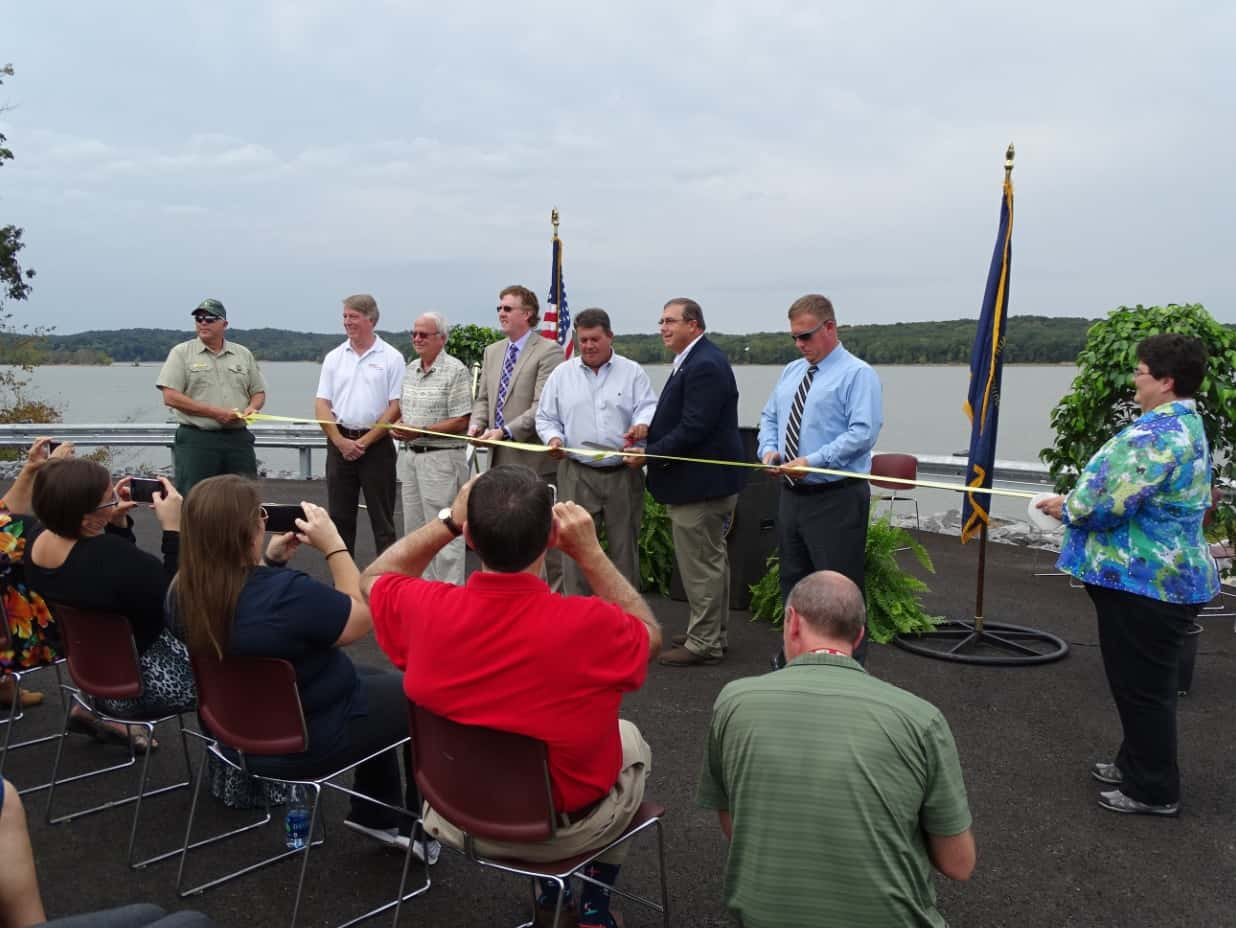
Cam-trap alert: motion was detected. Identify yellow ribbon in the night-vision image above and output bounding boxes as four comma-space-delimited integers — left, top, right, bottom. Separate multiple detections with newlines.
242, 411, 1040, 501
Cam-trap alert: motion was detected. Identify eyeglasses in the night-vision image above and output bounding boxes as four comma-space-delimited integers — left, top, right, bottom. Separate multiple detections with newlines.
495, 305, 525, 314
658, 317, 684, 327
411, 331, 440, 339
94, 491, 120, 512
792, 322, 826, 342
194, 314, 223, 324
1132, 368, 1153, 379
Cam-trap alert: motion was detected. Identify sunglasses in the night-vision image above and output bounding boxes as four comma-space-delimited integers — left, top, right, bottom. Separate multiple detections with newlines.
194, 314, 223, 324
792, 322, 826, 342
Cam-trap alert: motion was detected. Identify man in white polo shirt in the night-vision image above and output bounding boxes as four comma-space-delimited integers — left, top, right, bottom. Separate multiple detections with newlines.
314, 293, 406, 556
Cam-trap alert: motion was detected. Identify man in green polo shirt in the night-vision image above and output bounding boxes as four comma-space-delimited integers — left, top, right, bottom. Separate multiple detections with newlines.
157, 298, 267, 494
697, 571, 976, 928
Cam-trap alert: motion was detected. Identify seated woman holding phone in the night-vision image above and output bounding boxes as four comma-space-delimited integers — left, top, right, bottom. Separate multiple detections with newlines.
24, 452, 195, 751
173, 475, 430, 857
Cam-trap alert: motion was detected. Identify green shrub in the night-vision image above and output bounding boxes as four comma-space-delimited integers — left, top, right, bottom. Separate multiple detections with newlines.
748, 515, 941, 644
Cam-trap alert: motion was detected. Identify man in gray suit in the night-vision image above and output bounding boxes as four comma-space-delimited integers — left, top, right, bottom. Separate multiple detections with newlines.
470, 284, 565, 588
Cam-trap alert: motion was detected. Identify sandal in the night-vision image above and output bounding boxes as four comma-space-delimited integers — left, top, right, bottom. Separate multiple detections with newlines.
67, 712, 158, 754
0, 678, 44, 709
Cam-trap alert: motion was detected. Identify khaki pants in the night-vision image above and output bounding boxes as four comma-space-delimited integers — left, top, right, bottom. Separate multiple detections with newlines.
423, 720, 651, 866
398, 447, 468, 584
556, 458, 644, 596
669, 495, 736, 659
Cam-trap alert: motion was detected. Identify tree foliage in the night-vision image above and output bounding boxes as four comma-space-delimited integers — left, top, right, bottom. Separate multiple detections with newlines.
445, 323, 502, 370
1040, 303, 1236, 573
0, 63, 58, 441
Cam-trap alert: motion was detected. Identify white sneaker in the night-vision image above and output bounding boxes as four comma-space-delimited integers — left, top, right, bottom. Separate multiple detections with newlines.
343, 820, 441, 864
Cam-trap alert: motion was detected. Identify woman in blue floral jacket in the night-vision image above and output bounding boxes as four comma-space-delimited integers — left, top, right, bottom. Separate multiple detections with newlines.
1037, 333, 1219, 816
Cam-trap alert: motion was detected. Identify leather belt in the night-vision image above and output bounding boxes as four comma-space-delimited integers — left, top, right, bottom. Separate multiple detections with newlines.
402, 443, 452, 453
785, 476, 861, 495
337, 426, 368, 439
584, 461, 627, 473
557, 794, 606, 827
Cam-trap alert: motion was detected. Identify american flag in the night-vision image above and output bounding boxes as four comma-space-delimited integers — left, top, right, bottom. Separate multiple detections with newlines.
542, 234, 573, 358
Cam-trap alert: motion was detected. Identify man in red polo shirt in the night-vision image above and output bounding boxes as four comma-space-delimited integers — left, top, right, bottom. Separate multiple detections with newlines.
361, 465, 662, 928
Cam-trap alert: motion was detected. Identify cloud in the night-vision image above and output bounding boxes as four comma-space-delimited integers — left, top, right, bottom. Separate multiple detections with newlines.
2, 0, 1234, 335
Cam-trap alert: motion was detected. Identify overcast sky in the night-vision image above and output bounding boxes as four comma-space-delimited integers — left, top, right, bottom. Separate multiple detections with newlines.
4, 2, 1233, 338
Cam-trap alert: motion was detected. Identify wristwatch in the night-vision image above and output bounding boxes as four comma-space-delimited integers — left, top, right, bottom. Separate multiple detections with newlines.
438, 507, 462, 536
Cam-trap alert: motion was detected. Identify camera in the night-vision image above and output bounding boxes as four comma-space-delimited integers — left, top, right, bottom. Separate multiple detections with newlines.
262, 504, 307, 534
128, 477, 164, 504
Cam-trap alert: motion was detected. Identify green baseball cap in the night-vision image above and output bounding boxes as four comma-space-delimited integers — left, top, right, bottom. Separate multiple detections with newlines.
192, 298, 227, 319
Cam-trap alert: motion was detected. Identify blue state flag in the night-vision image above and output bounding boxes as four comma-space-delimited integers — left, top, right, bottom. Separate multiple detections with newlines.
961, 177, 1014, 544
542, 235, 573, 359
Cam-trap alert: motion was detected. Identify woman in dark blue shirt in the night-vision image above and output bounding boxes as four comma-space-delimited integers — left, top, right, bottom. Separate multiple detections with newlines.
174, 475, 431, 860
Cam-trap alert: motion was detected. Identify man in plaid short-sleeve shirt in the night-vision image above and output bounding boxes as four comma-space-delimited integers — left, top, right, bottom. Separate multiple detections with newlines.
391, 312, 473, 583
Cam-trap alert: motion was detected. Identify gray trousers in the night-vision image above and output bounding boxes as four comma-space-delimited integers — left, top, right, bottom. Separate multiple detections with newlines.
668, 494, 737, 659
398, 447, 468, 584
556, 458, 644, 596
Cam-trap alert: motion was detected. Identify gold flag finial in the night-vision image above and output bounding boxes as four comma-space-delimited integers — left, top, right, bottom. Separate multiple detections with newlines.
551, 207, 560, 239
1004, 143, 1015, 182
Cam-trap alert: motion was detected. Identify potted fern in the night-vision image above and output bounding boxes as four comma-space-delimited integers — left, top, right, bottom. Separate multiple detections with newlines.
748, 515, 941, 642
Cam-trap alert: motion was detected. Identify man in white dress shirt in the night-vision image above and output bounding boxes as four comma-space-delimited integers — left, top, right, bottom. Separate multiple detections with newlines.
536, 308, 658, 595
314, 293, 406, 556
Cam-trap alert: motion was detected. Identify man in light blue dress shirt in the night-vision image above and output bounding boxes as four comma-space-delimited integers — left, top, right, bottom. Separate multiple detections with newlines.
536, 308, 659, 595
758, 294, 883, 663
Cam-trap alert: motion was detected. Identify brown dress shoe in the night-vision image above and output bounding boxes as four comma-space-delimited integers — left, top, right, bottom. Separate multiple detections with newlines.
671, 634, 727, 654
658, 645, 723, 667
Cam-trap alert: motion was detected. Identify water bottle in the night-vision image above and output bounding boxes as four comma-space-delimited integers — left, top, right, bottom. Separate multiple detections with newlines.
284, 786, 311, 850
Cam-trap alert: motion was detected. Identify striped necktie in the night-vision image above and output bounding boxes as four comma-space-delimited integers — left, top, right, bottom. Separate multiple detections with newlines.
784, 363, 818, 462
493, 342, 519, 431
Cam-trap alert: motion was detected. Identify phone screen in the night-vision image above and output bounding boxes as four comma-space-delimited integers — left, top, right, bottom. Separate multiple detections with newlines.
128, 477, 163, 503
262, 504, 307, 534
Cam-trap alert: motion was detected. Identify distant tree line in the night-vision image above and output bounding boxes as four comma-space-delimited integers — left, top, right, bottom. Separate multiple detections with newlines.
5, 316, 1229, 367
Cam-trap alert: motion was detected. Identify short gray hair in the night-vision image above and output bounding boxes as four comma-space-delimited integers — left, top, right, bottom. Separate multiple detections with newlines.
419, 311, 449, 337
787, 571, 866, 642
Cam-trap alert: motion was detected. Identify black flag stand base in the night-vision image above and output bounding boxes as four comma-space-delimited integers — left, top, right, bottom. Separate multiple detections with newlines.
893, 523, 1069, 666
893, 619, 1068, 666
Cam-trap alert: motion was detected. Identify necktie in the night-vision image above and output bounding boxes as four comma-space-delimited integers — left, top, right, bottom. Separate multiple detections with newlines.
783, 363, 818, 462
493, 342, 519, 431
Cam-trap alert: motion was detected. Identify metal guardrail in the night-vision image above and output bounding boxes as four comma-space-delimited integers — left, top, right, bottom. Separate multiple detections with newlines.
0, 424, 1057, 485
0, 423, 328, 479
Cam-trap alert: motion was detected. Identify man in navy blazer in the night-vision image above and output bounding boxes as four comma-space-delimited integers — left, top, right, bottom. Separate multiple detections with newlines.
629, 298, 745, 666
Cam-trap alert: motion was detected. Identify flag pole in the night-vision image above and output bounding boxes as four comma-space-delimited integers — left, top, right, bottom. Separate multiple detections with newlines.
894, 142, 1065, 665
551, 206, 559, 241
973, 144, 1015, 636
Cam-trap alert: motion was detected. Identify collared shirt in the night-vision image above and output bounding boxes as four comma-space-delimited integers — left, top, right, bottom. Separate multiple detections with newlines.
505, 329, 533, 365
315, 336, 405, 429
157, 337, 265, 430
1058, 399, 1219, 604
535, 353, 658, 465
399, 351, 473, 449
670, 333, 705, 376
756, 344, 883, 484
697, 652, 971, 928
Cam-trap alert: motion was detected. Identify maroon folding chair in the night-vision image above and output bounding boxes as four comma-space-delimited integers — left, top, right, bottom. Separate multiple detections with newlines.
177, 652, 428, 928
870, 453, 921, 537
406, 703, 669, 928
44, 604, 192, 868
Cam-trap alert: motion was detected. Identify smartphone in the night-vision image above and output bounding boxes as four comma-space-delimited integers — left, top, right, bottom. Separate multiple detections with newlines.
128, 477, 163, 504
46, 441, 62, 455
262, 504, 307, 534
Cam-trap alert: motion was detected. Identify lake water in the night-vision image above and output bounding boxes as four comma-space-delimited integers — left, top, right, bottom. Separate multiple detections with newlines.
9, 361, 1081, 522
